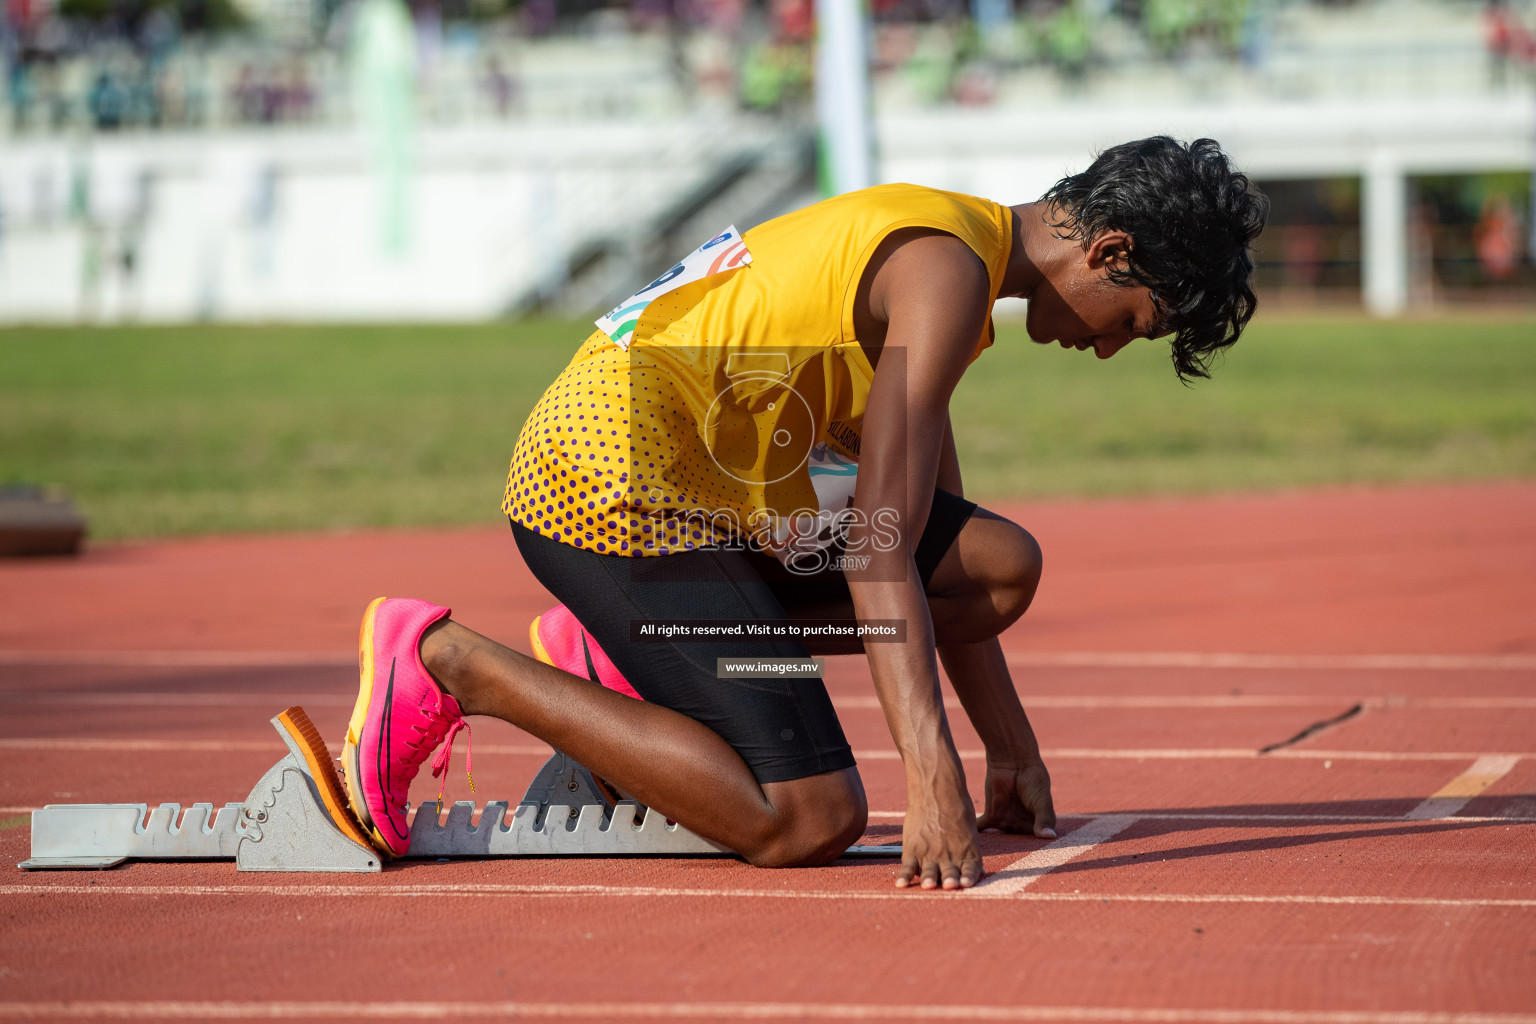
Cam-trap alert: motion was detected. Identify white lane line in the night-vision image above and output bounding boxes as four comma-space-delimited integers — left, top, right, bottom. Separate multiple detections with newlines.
967, 815, 1140, 896
0, 739, 1527, 763
1006, 652, 1536, 671
877, 811, 1536, 823
1400, 698, 1536, 709
1065, 811, 1536, 824
870, 749, 1532, 763
985, 892, 1536, 908
0, 738, 555, 755
0, 693, 354, 707
0, 1007, 1529, 1019
832, 696, 1536, 711
2, 884, 1534, 908
1404, 756, 1523, 820
8, 692, 1536, 711
4, 808, 1528, 825
1054, 749, 1529, 762
4, 650, 1532, 671
2, 1002, 1535, 1023
0, 693, 1364, 710
0, 651, 354, 667
0, 738, 286, 752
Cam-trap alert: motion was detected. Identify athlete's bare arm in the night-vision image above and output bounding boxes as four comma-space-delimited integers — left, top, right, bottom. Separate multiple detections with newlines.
933, 419, 1057, 840
844, 230, 995, 889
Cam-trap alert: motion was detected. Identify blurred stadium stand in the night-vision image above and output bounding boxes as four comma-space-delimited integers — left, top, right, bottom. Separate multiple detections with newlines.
0, 0, 1532, 320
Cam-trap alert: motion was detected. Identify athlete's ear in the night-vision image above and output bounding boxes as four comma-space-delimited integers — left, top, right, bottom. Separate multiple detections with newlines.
1084, 229, 1134, 272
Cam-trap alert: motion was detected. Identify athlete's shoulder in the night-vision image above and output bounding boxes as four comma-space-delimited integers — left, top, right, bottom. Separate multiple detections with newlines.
742, 187, 1000, 267
823, 182, 1000, 217
751, 184, 997, 231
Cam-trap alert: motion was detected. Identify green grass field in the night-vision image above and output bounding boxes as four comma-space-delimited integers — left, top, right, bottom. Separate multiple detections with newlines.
2, 313, 1533, 540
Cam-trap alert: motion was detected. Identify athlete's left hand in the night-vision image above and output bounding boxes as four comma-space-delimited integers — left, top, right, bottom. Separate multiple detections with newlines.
976, 759, 1057, 839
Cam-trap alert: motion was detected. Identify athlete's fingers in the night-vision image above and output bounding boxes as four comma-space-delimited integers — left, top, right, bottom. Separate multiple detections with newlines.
1030, 786, 1059, 840
960, 849, 984, 888
975, 801, 1030, 836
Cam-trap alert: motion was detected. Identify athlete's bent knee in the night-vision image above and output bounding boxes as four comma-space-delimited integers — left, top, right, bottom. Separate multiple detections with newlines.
990, 522, 1042, 629
749, 802, 868, 868
744, 776, 869, 868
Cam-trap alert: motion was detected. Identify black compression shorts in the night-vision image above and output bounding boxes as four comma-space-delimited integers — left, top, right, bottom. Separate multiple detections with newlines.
512, 488, 978, 785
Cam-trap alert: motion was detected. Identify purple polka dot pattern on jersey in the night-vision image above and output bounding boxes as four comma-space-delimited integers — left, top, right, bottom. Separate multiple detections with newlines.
504, 331, 743, 556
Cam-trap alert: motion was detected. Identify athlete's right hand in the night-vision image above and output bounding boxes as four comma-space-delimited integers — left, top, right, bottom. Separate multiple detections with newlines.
897, 765, 984, 890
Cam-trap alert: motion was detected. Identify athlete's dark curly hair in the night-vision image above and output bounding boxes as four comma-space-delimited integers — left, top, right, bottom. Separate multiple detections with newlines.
1040, 136, 1269, 382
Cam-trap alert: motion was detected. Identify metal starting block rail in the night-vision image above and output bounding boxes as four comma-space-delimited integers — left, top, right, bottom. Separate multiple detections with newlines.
20, 706, 899, 872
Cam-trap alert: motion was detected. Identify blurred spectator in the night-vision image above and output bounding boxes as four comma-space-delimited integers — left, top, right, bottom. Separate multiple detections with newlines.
1045, 0, 1090, 80
1, 0, 1524, 139
87, 67, 128, 129
1473, 193, 1522, 280
35, 57, 69, 130
226, 59, 313, 125
282, 56, 314, 120
1408, 200, 1439, 305
1207, 0, 1247, 54
231, 62, 262, 121
139, 5, 181, 64
873, 21, 918, 72
701, 0, 745, 36
631, 0, 673, 31
772, 0, 813, 42
1482, 0, 1535, 87
900, 22, 957, 104
948, 16, 998, 103
157, 61, 189, 123
1282, 223, 1323, 292
481, 53, 516, 115
521, 0, 556, 36
740, 38, 810, 111
7, 48, 34, 127
951, 58, 998, 103
1144, 0, 1196, 56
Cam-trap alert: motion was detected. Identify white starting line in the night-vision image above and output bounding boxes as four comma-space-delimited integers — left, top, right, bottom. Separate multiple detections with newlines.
1404, 756, 1523, 820
3, 649, 1534, 671
967, 815, 1139, 895
1, 1000, 1534, 1022
4, 759, 1531, 906
2, 738, 1528, 764
6, 691, 1536, 712
0, 882, 1532, 909
1005, 652, 1536, 672
969, 756, 1533, 894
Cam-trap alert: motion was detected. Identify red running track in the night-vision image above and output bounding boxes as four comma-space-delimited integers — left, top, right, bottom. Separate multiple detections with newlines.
1, 482, 1533, 1023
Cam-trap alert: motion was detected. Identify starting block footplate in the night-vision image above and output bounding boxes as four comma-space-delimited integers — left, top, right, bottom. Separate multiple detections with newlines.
20, 705, 900, 872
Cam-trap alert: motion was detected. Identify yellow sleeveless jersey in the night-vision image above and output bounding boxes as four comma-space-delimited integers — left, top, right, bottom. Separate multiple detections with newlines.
503, 183, 1013, 556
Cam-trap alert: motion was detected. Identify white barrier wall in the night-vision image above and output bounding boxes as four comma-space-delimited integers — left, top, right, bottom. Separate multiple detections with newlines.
878, 93, 1536, 316
2, 92, 1531, 322
0, 116, 776, 322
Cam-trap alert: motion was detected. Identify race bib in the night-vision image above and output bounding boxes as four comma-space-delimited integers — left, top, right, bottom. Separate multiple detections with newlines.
596, 226, 752, 349
755, 443, 861, 569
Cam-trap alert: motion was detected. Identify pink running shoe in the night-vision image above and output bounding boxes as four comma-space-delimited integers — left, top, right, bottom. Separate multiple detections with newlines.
529, 604, 642, 701
343, 597, 474, 857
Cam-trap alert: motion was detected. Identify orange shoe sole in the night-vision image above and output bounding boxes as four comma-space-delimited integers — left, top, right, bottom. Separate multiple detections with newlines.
274, 704, 383, 855
529, 613, 553, 666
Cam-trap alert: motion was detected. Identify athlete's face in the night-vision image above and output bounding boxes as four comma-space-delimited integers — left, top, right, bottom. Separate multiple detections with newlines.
1025, 230, 1165, 360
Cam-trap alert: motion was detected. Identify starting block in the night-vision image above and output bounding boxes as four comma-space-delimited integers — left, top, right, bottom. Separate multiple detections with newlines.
19, 706, 899, 872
